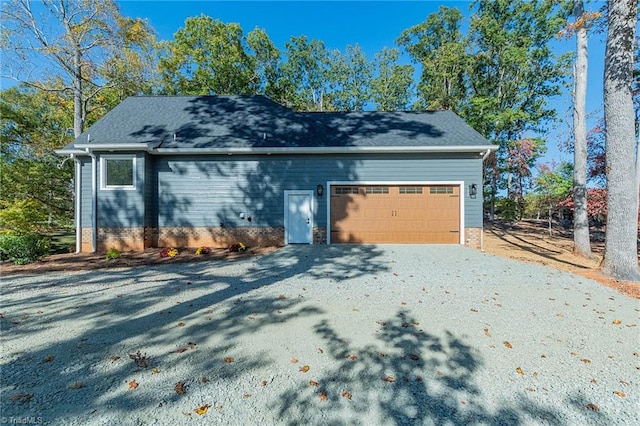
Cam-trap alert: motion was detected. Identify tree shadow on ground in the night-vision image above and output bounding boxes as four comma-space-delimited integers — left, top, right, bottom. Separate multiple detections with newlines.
274, 310, 580, 425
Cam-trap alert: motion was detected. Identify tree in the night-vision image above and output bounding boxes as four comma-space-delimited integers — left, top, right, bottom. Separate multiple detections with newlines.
601, 0, 640, 281
397, 6, 468, 111
0, 86, 74, 233
327, 44, 372, 111
533, 162, 574, 234
568, 1, 597, 257
158, 15, 259, 96
1, 0, 156, 137
370, 48, 414, 111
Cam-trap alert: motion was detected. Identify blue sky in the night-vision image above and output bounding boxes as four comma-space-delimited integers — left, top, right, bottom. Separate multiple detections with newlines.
117, 0, 608, 165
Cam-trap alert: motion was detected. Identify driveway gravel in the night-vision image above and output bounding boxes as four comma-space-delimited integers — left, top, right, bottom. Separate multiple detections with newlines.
1, 244, 638, 425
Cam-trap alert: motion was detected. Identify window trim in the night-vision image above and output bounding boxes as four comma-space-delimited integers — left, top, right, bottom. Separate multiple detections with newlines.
100, 155, 137, 190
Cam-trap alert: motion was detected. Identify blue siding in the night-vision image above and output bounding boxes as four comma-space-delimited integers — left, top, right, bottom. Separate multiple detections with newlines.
155, 153, 484, 229
95, 153, 146, 227
80, 158, 92, 227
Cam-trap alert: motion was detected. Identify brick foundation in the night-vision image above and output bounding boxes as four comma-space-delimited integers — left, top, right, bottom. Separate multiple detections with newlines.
464, 227, 482, 250
313, 227, 327, 244
157, 226, 285, 249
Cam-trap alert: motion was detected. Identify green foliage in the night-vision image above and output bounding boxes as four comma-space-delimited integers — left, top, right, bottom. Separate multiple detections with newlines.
370, 48, 414, 111
0, 233, 50, 265
495, 197, 524, 221
105, 247, 121, 261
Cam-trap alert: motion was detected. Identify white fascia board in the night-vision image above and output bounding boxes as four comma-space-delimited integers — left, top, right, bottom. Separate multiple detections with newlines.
55, 148, 85, 155
73, 143, 158, 152
153, 145, 497, 155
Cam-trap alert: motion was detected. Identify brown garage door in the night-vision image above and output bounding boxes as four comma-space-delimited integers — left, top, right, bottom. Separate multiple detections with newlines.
330, 185, 460, 243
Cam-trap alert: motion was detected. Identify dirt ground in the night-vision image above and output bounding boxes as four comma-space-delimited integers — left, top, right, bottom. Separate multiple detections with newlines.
2, 221, 638, 299
482, 219, 640, 299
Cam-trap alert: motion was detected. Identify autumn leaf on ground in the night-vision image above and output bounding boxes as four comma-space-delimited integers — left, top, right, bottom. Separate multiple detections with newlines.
342, 391, 352, 400
436, 371, 444, 376
309, 380, 319, 387
195, 404, 209, 415
613, 391, 626, 398
299, 365, 310, 373
43, 355, 54, 363
128, 380, 139, 390
278, 294, 287, 300
503, 341, 513, 349
259, 380, 267, 387
612, 320, 622, 325
129, 351, 148, 368
110, 356, 120, 363
200, 377, 209, 383
470, 308, 478, 312
620, 380, 630, 386
581, 359, 591, 364
410, 354, 420, 361
69, 381, 84, 389
177, 322, 185, 327
9, 393, 33, 403
317, 348, 324, 354
176, 348, 187, 353
516, 367, 524, 376
376, 321, 387, 326
318, 392, 328, 402
188, 342, 197, 349
384, 375, 395, 382
348, 355, 358, 361
175, 381, 186, 394
585, 403, 600, 411
224, 357, 234, 363
416, 376, 423, 382
484, 328, 491, 337
290, 357, 298, 364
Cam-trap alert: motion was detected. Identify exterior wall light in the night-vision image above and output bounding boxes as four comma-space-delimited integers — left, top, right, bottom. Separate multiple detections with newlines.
469, 183, 477, 199
316, 184, 324, 197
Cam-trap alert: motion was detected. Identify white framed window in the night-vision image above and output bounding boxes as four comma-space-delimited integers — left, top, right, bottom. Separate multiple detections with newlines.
100, 155, 137, 190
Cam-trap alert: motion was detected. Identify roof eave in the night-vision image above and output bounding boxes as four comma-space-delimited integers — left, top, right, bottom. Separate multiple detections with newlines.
153, 145, 498, 155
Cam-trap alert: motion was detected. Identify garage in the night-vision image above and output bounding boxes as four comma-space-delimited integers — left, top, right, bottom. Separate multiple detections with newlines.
329, 184, 461, 244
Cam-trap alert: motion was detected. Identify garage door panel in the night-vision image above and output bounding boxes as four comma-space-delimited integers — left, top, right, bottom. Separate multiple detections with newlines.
331, 185, 460, 244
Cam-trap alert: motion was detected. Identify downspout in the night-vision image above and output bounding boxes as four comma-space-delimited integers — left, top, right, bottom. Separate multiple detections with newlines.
72, 154, 81, 253
480, 149, 492, 252
85, 147, 97, 253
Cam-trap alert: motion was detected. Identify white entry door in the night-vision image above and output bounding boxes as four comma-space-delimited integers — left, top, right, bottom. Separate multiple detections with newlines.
285, 190, 313, 244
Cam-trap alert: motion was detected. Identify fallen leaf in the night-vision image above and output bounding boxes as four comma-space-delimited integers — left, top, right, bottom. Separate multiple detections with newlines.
591, 378, 598, 384
9, 393, 33, 403
260, 380, 267, 387
436, 371, 444, 376
152, 368, 160, 374
376, 321, 387, 326
620, 380, 630, 386
384, 375, 395, 382
128, 380, 138, 390
556, 313, 564, 318
581, 359, 591, 364
243, 393, 252, 399
526, 387, 537, 392
224, 357, 234, 363
205, 316, 212, 321
379, 353, 386, 357
43, 355, 54, 363
612, 320, 621, 325
317, 348, 324, 354
290, 357, 298, 364
176, 348, 187, 353
201, 377, 209, 383
177, 322, 186, 327
416, 376, 423, 382
309, 380, 319, 387
484, 328, 491, 337
129, 351, 148, 368
195, 404, 209, 415
318, 392, 328, 402
470, 308, 478, 312
516, 367, 524, 376
299, 365, 310, 373
69, 382, 84, 389
570, 352, 578, 357
215, 405, 223, 410
410, 354, 420, 361
110, 356, 120, 363
503, 341, 513, 349
585, 403, 600, 411
342, 391, 352, 400
278, 294, 287, 300
175, 381, 186, 394
349, 355, 358, 361
188, 342, 197, 349
613, 391, 626, 398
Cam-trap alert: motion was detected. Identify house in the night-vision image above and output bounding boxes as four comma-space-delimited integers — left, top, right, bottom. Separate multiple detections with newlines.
56, 95, 496, 253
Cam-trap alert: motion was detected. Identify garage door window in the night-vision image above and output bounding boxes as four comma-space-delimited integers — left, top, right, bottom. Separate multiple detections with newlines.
365, 186, 389, 194
399, 187, 423, 194
430, 186, 453, 194
335, 187, 360, 194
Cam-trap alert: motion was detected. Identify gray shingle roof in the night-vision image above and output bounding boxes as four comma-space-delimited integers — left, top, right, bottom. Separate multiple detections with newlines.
60, 95, 492, 152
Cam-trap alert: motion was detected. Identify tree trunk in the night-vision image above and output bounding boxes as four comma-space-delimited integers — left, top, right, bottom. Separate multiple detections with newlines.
572, 1, 593, 258
73, 47, 84, 138
601, 0, 640, 281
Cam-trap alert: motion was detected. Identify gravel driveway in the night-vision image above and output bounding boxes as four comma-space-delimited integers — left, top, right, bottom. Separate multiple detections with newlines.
1, 245, 638, 425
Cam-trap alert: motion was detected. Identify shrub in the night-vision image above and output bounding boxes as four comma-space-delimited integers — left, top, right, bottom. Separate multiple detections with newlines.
0, 233, 50, 265
105, 247, 121, 261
